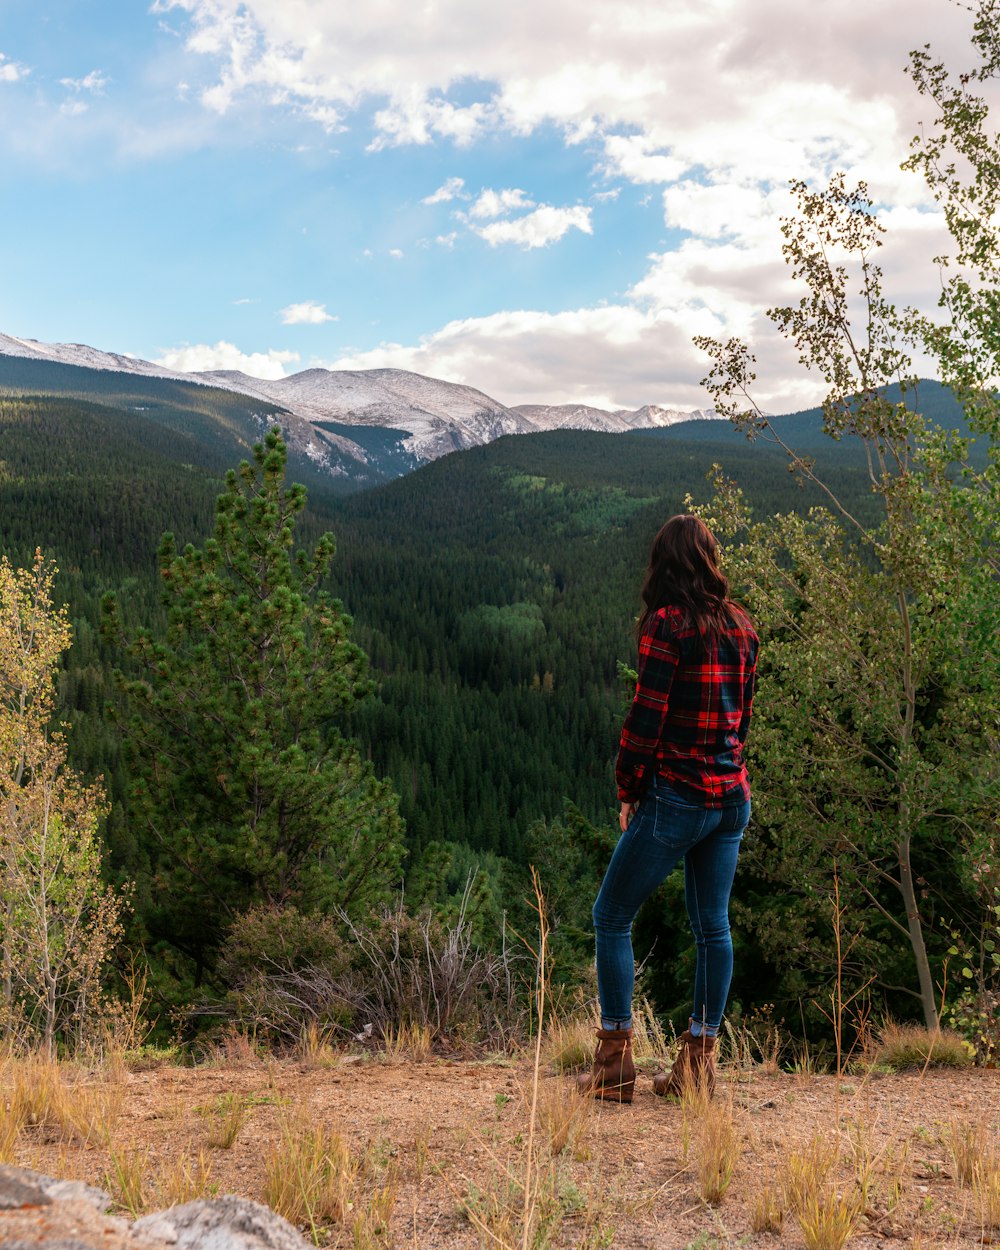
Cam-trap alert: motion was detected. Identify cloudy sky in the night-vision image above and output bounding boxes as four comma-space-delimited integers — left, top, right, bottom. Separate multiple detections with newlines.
0, 0, 984, 410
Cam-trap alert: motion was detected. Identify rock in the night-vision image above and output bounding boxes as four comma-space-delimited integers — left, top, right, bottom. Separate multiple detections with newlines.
133, 1196, 312, 1250
0, 1165, 53, 1210
0, 1169, 309, 1250
39, 1179, 112, 1214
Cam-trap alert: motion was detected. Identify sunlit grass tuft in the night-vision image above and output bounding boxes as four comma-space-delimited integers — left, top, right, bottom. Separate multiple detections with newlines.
873, 1021, 972, 1071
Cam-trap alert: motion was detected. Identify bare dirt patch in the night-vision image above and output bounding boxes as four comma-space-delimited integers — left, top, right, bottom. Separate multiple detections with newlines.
7, 1053, 1000, 1248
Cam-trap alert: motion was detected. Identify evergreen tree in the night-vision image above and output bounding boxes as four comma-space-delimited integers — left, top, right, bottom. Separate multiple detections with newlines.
102, 431, 404, 984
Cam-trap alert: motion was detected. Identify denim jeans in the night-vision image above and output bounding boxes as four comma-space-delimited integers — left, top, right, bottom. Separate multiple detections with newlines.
592, 778, 750, 1034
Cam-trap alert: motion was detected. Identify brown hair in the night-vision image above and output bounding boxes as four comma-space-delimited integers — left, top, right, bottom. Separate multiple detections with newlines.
637, 514, 748, 643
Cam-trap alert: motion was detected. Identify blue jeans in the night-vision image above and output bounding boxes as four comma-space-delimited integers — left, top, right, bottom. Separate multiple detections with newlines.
592, 778, 750, 1034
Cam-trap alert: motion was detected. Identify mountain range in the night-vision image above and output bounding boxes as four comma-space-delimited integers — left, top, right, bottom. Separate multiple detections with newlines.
0, 331, 721, 477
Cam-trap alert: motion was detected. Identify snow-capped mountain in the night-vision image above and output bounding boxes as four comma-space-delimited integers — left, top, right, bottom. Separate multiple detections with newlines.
203, 367, 531, 463
0, 331, 722, 470
514, 402, 720, 432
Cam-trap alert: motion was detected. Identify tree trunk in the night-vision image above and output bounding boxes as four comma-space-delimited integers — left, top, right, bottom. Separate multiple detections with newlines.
898, 825, 938, 1030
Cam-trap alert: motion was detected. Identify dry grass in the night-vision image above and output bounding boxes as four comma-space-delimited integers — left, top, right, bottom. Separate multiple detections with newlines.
543, 1016, 593, 1073
534, 1077, 593, 1158
104, 1144, 149, 1216
749, 1181, 785, 1233
382, 1020, 434, 1063
629, 999, 669, 1064
687, 1086, 739, 1205
797, 1186, 861, 1250
873, 1021, 973, 1071
295, 1022, 339, 1069
153, 1146, 215, 1207
201, 1092, 249, 1150
783, 1134, 839, 1216
262, 1118, 359, 1239
944, 1117, 988, 1186
974, 1151, 1000, 1229
1, 1054, 122, 1147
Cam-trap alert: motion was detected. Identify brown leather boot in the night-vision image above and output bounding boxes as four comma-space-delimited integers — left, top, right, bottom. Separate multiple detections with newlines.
576, 1028, 636, 1103
652, 1022, 716, 1099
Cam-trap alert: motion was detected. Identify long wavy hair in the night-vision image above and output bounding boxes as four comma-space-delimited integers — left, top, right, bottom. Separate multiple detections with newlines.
637, 514, 748, 644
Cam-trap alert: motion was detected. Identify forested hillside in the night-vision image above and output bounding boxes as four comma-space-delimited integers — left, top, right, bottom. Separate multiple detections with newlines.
0, 377, 988, 1035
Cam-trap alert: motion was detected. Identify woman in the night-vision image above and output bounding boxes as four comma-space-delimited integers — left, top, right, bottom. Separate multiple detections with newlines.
578, 514, 757, 1103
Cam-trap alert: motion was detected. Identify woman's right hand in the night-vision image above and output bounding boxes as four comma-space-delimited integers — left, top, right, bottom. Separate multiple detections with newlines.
619, 801, 637, 832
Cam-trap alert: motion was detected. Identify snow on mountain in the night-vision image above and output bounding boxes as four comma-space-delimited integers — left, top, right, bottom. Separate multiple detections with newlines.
619, 404, 721, 428
515, 401, 722, 431
202, 367, 532, 462
0, 331, 725, 473
0, 331, 226, 386
513, 403, 636, 433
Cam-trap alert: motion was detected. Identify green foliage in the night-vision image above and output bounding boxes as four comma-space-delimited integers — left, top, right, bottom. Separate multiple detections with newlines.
693, 12, 1000, 1030
102, 431, 404, 986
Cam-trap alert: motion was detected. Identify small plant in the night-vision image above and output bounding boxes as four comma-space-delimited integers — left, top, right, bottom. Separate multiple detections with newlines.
105, 1145, 149, 1217
783, 1135, 838, 1215
544, 1016, 592, 1073
297, 1021, 339, 1069
154, 1147, 215, 1207
201, 1092, 249, 1149
262, 1119, 359, 1241
873, 1021, 972, 1071
797, 1187, 861, 1250
749, 1182, 784, 1233
974, 1152, 1000, 1227
412, 1126, 431, 1182
534, 1077, 592, 1158
382, 1020, 434, 1063
693, 1091, 739, 1205
944, 1118, 988, 1186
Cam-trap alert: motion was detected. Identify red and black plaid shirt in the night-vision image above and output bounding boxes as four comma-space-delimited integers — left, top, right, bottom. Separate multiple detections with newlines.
616, 604, 758, 807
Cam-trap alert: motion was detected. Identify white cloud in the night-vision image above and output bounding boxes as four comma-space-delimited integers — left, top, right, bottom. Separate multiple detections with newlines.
471, 204, 592, 249
326, 192, 952, 411
601, 134, 684, 184
469, 187, 535, 219
422, 176, 465, 204
280, 299, 335, 324
154, 340, 300, 379
0, 53, 29, 83
60, 70, 110, 93
389, 248, 405, 259
59, 101, 90, 117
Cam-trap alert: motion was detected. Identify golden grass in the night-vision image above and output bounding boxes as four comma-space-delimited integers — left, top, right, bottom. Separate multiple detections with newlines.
974, 1153, 1000, 1228
873, 1021, 973, 1071
262, 1119, 359, 1239
783, 1134, 838, 1215
749, 1182, 785, 1233
534, 1077, 593, 1158
383, 1021, 434, 1063
944, 1117, 988, 1186
690, 1088, 739, 1205
543, 1017, 592, 1073
296, 1022, 339, 1070
153, 1146, 215, 1207
201, 1092, 249, 1150
797, 1186, 861, 1250
105, 1144, 149, 1216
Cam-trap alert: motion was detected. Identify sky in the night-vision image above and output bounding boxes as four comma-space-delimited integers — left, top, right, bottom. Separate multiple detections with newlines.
0, 0, 987, 411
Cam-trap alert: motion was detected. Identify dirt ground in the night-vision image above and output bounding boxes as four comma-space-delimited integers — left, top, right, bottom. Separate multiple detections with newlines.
8, 1049, 1000, 1250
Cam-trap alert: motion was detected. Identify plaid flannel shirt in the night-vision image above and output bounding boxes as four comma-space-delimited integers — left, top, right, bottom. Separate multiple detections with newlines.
616, 604, 758, 807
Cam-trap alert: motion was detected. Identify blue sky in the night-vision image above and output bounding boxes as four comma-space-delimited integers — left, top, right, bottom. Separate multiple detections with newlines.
0, 0, 978, 409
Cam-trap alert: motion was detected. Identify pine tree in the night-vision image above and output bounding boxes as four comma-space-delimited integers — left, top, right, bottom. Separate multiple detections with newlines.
102, 431, 404, 984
